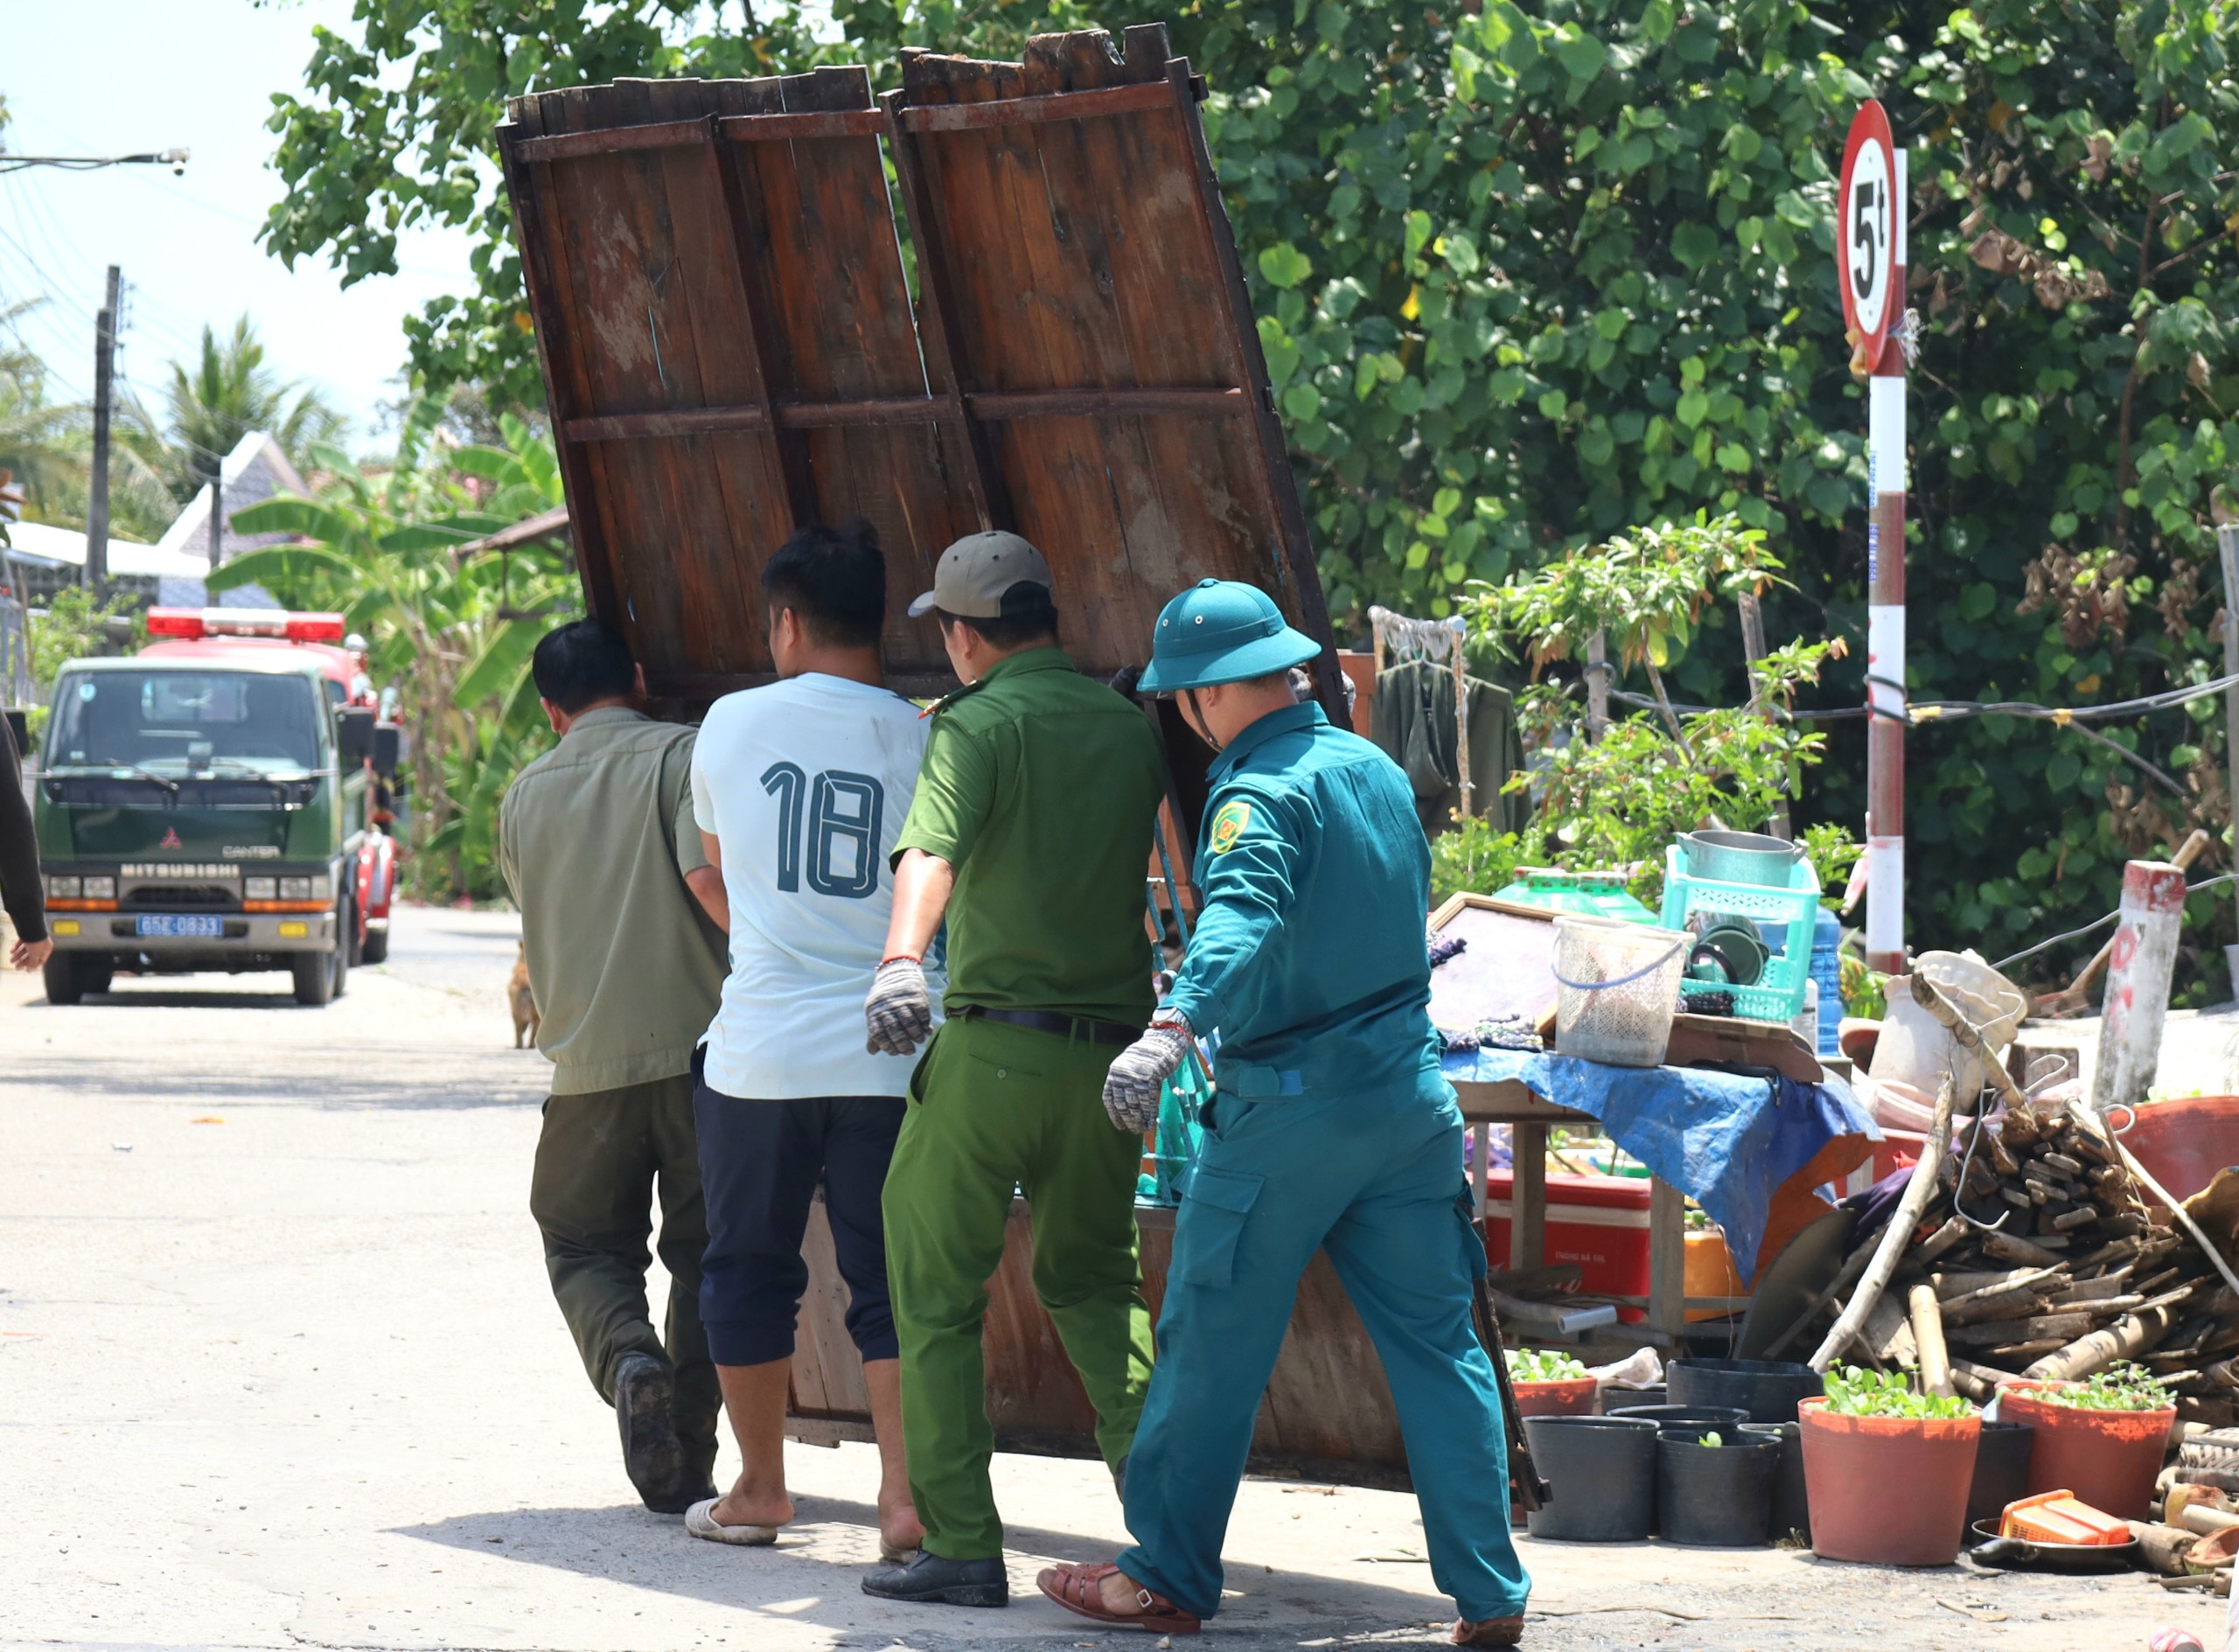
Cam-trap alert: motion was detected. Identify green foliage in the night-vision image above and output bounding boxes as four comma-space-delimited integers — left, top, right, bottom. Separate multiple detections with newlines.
261, 2, 854, 412
2036, 1363, 2173, 1412
1427, 814, 1547, 907
23, 587, 143, 742
265, 0, 2239, 986
154, 317, 344, 500
1822, 1365, 1975, 1420
214, 405, 577, 899
1467, 514, 1777, 676
1504, 1347, 1588, 1383
1801, 820, 1862, 906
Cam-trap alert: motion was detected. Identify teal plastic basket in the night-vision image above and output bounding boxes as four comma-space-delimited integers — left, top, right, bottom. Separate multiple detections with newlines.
1659, 846, 1821, 1023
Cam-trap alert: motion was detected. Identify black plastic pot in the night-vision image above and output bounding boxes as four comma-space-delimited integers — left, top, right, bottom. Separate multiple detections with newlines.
1668, 1357, 1824, 1424
1762, 1420, 1810, 1543
1608, 1403, 1750, 1432
1966, 1420, 2035, 1527
1657, 1423, 1783, 1547
1605, 1384, 1667, 1410
1523, 1416, 1658, 1543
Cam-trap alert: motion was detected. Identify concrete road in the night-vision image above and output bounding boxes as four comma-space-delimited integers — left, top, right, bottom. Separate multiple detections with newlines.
0, 904, 2224, 1651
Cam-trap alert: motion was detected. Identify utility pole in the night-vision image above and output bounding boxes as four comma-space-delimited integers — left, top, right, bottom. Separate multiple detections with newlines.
84, 265, 120, 597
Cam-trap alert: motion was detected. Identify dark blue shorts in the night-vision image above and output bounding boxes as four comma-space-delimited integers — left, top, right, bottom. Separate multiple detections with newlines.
691, 1056, 903, 1369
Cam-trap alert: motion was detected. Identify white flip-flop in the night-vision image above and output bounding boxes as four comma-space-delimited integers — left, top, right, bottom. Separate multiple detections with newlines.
684, 1498, 779, 1546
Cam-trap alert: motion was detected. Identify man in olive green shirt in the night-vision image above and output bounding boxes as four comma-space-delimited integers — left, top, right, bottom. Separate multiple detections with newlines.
861, 532, 1164, 1608
498, 619, 729, 1515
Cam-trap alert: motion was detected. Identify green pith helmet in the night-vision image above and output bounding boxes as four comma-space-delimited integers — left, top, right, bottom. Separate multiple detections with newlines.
1137, 578, 1322, 694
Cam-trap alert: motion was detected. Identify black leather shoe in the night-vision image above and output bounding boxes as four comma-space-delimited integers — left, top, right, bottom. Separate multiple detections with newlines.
612, 1353, 692, 1513
861, 1550, 1009, 1607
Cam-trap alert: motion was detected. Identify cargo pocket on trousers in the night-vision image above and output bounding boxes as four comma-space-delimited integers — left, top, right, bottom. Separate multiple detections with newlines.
1174, 1165, 1265, 1289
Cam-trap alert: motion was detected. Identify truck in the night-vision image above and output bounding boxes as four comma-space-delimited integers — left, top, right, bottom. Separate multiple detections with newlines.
31, 606, 401, 1006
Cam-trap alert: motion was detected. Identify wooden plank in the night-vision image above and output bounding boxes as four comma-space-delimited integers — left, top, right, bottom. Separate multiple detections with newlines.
895, 79, 1175, 133
498, 98, 626, 629
1511, 1121, 1548, 1272
1650, 1178, 1688, 1340
563, 387, 1247, 442
714, 108, 889, 142
743, 66, 978, 679
695, 100, 820, 526
513, 118, 707, 164
792, 1195, 875, 1418
879, 85, 1014, 532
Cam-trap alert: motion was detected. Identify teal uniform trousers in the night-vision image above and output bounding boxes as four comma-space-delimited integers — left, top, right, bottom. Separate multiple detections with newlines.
1115, 701, 1531, 1625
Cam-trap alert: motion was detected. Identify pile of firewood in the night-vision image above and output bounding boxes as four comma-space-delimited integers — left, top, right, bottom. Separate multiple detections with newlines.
1782, 1097, 2239, 1423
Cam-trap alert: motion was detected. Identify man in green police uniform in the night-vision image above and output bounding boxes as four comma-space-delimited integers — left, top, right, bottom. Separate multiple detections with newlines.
859, 531, 1163, 1609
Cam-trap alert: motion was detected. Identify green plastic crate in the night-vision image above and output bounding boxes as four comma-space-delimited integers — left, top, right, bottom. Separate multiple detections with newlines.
1658, 847, 1820, 1023
1494, 868, 1658, 926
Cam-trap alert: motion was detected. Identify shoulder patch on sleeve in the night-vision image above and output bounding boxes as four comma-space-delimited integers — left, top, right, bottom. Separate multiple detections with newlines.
1208, 798, 1252, 854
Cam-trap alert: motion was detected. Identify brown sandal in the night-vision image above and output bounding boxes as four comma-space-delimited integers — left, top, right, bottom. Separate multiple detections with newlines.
1036, 1562, 1202, 1635
1453, 1615, 1525, 1647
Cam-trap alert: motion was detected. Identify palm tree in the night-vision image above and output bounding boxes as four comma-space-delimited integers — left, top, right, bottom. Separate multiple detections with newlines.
0, 301, 87, 521
160, 316, 345, 502
212, 404, 579, 898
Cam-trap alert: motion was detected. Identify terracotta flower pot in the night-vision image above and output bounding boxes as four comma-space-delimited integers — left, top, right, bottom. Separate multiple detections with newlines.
1796, 1397, 1980, 1565
1997, 1381, 2175, 1522
1511, 1375, 1600, 1418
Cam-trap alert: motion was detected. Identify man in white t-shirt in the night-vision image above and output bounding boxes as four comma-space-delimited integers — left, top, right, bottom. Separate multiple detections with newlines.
683, 518, 933, 1561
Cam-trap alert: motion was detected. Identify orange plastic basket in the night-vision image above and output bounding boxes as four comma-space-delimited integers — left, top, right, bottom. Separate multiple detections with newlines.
1999, 1489, 2131, 1545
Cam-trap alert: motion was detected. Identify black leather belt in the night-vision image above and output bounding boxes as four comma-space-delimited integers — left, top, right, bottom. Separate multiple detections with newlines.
954, 1006, 1141, 1047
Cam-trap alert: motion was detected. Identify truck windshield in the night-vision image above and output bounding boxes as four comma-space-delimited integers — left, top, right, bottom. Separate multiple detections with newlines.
48, 670, 323, 773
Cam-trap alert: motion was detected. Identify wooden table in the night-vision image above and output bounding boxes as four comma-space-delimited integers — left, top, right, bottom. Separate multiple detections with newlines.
1454, 1077, 1691, 1342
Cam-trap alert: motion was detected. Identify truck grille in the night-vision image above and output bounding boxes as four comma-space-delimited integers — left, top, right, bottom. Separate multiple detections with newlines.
126, 883, 238, 908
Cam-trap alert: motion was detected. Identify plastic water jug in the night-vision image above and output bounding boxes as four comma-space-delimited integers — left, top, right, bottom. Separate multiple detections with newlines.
1810, 906, 1843, 1056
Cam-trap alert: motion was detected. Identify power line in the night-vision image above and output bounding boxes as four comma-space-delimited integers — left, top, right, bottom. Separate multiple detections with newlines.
0, 149, 190, 176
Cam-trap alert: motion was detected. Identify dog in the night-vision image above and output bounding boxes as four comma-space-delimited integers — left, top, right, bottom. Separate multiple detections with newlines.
510, 942, 541, 1049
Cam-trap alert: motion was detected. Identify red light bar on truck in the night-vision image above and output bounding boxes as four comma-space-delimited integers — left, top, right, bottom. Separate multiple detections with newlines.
145, 608, 347, 644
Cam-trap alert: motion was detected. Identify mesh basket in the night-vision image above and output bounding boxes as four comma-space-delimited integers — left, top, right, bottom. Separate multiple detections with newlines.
1551, 917, 1690, 1068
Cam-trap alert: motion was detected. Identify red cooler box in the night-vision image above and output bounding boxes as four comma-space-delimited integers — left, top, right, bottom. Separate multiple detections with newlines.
1483, 1170, 1651, 1312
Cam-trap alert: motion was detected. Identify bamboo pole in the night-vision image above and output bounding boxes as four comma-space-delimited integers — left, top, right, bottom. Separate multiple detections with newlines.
1809, 973, 1971, 1372
1909, 1282, 1954, 1395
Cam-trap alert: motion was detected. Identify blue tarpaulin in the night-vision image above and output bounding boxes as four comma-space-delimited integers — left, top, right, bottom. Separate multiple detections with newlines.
1441, 1048, 1879, 1286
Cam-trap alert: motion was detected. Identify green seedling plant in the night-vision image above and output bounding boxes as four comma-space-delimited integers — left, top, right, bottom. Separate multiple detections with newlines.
2039, 1362, 2174, 1412
1822, 1365, 1977, 1420
1506, 1348, 1589, 1383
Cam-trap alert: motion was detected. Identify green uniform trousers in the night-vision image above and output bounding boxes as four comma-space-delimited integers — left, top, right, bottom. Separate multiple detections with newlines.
884, 1014, 1155, 1559
528, 1072, 721, 1474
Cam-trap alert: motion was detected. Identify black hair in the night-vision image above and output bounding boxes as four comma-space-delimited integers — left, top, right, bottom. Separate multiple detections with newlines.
532, 619, 637, 714
763, 516, 887, 649
938, 582, 1060, 650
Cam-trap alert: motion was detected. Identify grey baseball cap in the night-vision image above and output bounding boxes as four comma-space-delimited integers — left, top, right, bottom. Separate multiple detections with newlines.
906, 530, 1054, 620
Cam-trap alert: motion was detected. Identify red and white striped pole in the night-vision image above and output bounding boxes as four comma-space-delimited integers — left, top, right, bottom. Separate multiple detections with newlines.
1866, 151, 1907, 975
1842, 102, 1908, 976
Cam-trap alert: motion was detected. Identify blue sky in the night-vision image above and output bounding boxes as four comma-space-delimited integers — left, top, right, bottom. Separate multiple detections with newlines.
2, 0, 481, 445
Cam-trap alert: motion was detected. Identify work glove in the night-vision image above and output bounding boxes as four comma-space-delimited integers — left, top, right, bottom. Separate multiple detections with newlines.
865, 957, 933, 1056
1103, 1014, 1194, 1134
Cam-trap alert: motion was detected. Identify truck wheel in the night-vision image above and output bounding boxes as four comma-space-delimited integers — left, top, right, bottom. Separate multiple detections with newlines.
43, 954, 83, 1006
291, 949, 338, 1006
359, 926, 389, 965
331, 900, 352, 999
80, 964, 113, 996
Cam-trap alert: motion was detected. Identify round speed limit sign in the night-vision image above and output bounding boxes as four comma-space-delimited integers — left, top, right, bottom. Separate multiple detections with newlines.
1838, 101, 1897, 367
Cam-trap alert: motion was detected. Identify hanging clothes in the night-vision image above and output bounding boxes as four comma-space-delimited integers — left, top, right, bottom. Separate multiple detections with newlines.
1370, 657, 1525, 835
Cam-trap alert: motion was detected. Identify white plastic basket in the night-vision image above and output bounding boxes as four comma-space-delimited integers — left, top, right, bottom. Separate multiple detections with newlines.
1551, 917, 1690, 1069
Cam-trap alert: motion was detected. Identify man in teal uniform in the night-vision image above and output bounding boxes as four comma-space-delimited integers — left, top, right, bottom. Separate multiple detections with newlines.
1036, 580, 1532, 1649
